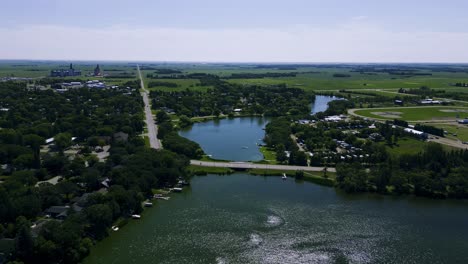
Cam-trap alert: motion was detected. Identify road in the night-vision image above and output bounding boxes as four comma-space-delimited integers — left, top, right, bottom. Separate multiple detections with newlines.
137, 65, 161, 149
191, 160, 335, 172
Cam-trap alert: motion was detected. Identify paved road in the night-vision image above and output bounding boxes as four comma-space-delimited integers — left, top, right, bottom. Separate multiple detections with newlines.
137, 65, 161, 149
191, 160, 335, 172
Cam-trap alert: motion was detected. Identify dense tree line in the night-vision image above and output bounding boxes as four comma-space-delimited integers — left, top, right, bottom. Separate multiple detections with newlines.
337, 143, 468, 198
414, 124, 444, 137
156, 111, 204, 159
0, 81, 191, 263
150, 83, 314, 118
224, 72, 297, 79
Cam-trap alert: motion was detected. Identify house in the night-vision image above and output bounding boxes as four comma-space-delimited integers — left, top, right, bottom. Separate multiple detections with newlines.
233, 108, 242, 112
44, 206, 70, 220
113, 132, 129, 142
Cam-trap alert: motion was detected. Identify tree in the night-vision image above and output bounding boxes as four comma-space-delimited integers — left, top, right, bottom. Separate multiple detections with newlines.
295, 170, 304, 180
15, 224, 33, 262
85, 204, 113, 239
54, 133, 72, 153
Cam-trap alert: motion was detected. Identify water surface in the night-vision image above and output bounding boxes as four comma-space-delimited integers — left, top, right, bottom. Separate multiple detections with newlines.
179, 117, 268, 161
85, 174, 468, 264
311, 95, 342, 114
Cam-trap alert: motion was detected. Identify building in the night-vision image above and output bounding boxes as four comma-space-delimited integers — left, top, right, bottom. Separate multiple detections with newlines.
94, 64, 102, 76
419, 98, 441, 105
50, 63, 82, 77
44, 206, 70, 220
404, 128, 428, 139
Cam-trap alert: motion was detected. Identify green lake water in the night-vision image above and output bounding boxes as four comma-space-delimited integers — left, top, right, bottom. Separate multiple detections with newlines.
85, 174, 468, 264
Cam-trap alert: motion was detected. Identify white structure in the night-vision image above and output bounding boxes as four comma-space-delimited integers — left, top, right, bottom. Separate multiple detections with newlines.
420, 99, 441, 104
324, 115, 342, 122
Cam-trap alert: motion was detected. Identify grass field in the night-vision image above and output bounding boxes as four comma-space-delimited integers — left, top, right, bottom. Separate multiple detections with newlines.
384, 137, 429, 156
432, 123, 468, 141
259, 146, 277, 164
354, 106, 468, 121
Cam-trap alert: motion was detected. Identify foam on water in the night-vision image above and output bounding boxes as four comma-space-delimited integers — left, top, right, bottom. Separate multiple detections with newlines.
266, 215, 283, 227
249, 233, 263, 246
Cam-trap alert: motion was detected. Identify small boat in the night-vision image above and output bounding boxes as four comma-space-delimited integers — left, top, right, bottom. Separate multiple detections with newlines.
242, 146, 249, 149
157, 196, 170, 200
178, 180, 190, 186
282, 173, 287, 180
111, 226, 119, 231
132, 214, 141, 219
144, 202, 153, 207
172, 187, 183, 192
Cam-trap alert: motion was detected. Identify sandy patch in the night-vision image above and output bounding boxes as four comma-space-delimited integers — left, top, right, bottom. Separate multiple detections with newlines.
439, 109, 468, 113
371, 112, 402, 118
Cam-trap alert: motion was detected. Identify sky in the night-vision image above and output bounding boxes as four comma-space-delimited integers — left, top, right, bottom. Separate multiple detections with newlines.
1, 0, 468, 63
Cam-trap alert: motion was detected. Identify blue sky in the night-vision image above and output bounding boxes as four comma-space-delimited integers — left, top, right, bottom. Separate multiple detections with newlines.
1, 0, 468, 62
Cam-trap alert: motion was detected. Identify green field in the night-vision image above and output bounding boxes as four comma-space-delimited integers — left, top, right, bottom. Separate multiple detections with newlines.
384, 137, 429, 155
3, 62, 468, 92
354, 106, 468, 121
432, 123, 468, 141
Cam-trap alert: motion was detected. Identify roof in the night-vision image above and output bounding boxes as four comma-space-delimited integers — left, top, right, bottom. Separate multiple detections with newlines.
45, 205, 69, 214
404, 128, 425, 135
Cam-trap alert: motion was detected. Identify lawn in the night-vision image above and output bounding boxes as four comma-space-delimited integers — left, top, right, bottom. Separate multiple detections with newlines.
384, 137, 428, 156
431, 123, 468, 141
259, 146, 277, 164
354, 106, 468, 121
188, 165, 234, 174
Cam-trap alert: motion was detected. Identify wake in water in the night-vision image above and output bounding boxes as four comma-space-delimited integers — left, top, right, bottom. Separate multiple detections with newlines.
249, 233, 263, 246
266, 215, 283, 227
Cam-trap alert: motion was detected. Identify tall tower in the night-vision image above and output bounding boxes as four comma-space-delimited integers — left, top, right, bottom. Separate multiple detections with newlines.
94, 64, 102, 76
70, 63, 73, 70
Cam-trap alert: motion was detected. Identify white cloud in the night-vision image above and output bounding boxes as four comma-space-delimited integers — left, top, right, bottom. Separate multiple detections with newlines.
0, 23, 467, 62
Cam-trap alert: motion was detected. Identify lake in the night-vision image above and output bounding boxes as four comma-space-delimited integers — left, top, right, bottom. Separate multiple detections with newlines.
178, 95, 339, 162
179, 117, 269, 162
311, 95, 342, 114
85, 174, 468, 264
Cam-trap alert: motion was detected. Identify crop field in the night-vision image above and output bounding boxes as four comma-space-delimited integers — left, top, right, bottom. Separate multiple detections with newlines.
2, 61, 468, 94
353, 106, 468, 121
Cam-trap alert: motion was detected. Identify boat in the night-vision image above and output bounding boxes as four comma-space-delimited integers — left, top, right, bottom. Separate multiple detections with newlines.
178, 180, 190, 186
144, 202, 153, 207
242, 146, 249, 149
172, 187, 183, 192
131, 214, 141, 219
282, 173, 287, 180
111, 226, 119, 231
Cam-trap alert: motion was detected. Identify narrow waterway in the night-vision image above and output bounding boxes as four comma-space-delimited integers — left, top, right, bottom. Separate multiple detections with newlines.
85, 174, 468, 264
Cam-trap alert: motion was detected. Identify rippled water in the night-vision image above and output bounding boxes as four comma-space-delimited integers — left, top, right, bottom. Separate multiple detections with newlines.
179, 117, 268, 161
85, 174, 468, 264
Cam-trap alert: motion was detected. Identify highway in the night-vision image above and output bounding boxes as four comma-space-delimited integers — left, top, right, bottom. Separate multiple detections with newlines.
137, 65, 161, 149
190, 160, 335, 172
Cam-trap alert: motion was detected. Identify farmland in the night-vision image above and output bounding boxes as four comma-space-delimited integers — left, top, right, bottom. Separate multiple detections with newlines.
352, 106, 468, 121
